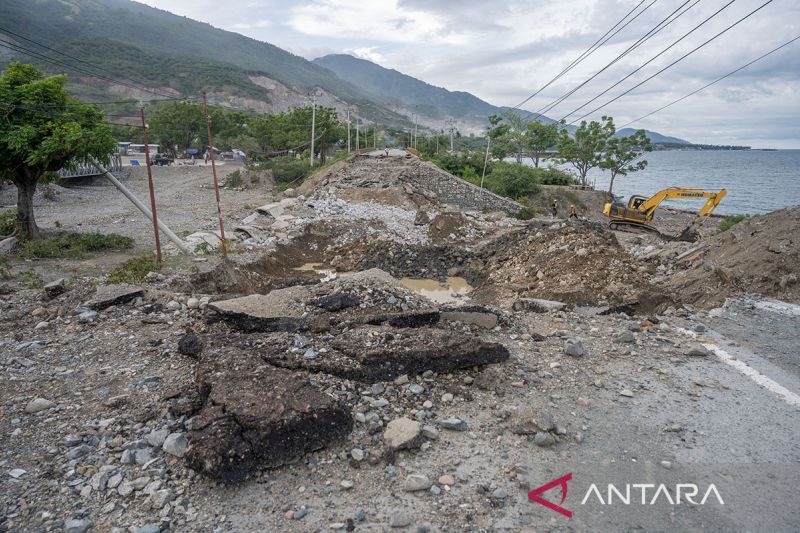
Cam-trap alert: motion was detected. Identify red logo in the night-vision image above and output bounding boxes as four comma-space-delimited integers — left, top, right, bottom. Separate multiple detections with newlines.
528, 473, 573, 518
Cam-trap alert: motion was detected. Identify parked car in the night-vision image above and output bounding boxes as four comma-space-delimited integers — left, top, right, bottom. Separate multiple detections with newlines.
150, 153, 174, 166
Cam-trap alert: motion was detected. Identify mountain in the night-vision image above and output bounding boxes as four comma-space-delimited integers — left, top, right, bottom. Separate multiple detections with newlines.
314, 54, 498, 124
617, 128, 691, 144
315, 54, 692, 143
0, 0, 410, 125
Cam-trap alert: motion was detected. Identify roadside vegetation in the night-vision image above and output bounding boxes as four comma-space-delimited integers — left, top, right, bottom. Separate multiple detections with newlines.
718, 214, 751, 233
17, 233, 134, 259
106, 254, 161, 284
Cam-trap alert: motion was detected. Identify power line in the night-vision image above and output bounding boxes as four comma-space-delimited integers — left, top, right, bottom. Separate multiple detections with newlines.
513, 0, 653, 110
620, 34, 800, 128
528, 0, 701, 122
0, 39, 178, 101
557, 0, 738, 122
0, 42, 184, 104
567, 0, 775, 124
0, 26, 184, 101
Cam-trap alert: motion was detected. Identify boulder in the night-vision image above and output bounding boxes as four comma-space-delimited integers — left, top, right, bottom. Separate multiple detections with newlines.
512, 298, 568, 313
383, 417, 422, 451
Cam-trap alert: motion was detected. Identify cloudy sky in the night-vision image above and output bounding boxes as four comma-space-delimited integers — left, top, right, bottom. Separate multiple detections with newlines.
140, 0, 799, 147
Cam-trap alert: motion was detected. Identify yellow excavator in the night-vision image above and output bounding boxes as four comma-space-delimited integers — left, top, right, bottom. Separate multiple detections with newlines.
603, 187, 727, 242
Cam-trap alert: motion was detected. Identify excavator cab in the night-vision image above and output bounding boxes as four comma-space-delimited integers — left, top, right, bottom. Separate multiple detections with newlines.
628, 195, 648, 210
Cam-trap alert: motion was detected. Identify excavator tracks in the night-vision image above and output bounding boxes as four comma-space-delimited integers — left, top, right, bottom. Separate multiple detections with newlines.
608, 220, 675, 240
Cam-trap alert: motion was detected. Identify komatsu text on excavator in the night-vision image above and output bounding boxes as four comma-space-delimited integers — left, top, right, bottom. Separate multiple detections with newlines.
603, 187, 727, 242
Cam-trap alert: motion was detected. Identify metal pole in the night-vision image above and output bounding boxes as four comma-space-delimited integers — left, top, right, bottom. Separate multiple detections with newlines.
346, 109, 351, 153
356, 118, 360, 150
90, 158, 192, 255
140, 106, 162, 263
481, 136, 491, 189
202, 91, 227, 258
310, 92, 316, 166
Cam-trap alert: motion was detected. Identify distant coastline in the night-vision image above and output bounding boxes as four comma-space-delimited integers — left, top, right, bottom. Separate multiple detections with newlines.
653, 142, 752, 151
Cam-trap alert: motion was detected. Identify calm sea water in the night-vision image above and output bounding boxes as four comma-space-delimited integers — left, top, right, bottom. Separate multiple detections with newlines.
538, 149, 800, 215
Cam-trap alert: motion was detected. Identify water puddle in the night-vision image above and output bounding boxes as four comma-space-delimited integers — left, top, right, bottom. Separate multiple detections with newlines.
294, 263, 338, 282
400, 277, 473, 304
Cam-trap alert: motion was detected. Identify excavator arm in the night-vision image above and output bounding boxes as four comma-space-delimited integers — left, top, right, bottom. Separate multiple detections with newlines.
635, 188, 727, 220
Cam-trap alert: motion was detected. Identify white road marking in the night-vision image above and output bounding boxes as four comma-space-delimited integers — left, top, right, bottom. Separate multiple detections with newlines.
702, 343, 800, 408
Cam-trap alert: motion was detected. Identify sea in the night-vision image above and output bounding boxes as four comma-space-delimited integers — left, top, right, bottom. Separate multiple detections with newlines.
535, 149, 800, 215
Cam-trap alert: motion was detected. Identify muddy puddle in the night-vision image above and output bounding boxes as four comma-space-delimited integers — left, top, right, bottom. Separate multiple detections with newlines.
399, 277, 473, 304
293, 263, 339, 282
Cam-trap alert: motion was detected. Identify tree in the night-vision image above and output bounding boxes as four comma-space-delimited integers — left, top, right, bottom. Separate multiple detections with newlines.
501, 111, 526, 163
148, 102, 205, 156
525, 121, 559, 168
486, 114, 512, 160
0, 62, 115, 239
556, 116, 615, 187
601, 128, 652, 195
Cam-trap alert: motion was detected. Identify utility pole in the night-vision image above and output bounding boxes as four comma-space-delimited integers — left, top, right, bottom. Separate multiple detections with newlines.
309, 91, 316, 167
356, 118, 360, 150
413, 113, 418, 149
448, 119, 455, 152
202, 91, 227, 258
481, 136, 491, 189
373, 125, 377, 148
139, 105, 162, 264
346, 109, 351, 153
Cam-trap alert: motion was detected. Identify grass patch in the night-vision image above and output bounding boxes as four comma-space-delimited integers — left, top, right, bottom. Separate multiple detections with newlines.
19, 232, 134, 259
106, 255, 161, 284
19, 270, 43, 289
718, 214, 750, 233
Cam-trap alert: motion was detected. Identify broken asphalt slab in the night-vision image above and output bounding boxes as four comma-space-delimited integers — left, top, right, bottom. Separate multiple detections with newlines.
185, 350, 352, 482
84, 284, 144, 310
203, 326, 509, 383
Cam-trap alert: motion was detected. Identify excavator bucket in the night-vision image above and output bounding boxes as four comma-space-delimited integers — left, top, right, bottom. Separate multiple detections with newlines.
678, 225, 699, 243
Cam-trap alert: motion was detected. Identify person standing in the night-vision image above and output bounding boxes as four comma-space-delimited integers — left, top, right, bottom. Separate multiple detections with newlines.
551, 199, 558, 218
569, 204, 578, 219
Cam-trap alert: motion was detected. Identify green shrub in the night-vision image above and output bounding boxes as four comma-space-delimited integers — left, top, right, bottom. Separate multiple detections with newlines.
107, 255, 161, 284
718, 214, 750, 233
269, 157, 309, 185
224, 170, 242, 188
42, 185, 58, 201
484, 162, 542, 198
0, 258, 10, 280
0, 209, 17, 235
515, 207, 536, 220
19, 233, 134, 259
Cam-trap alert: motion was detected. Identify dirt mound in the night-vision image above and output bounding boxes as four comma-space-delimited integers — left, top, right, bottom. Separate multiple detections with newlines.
482, 220, 670, 311
666, 206, 799, 307
428, 211, 481, 242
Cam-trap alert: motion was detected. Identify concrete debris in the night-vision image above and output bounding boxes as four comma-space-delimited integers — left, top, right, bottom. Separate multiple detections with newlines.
85, 284, 144, 310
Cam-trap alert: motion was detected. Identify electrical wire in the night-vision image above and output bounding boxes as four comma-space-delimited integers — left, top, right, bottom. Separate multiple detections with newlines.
619, 34, 800, 128
556, 0, 739, 122
0, 25, 181, 98
513, 0, 654, 110
567, 0, 775, 124
527, 0, 702, 122
0, 38, 181, 102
